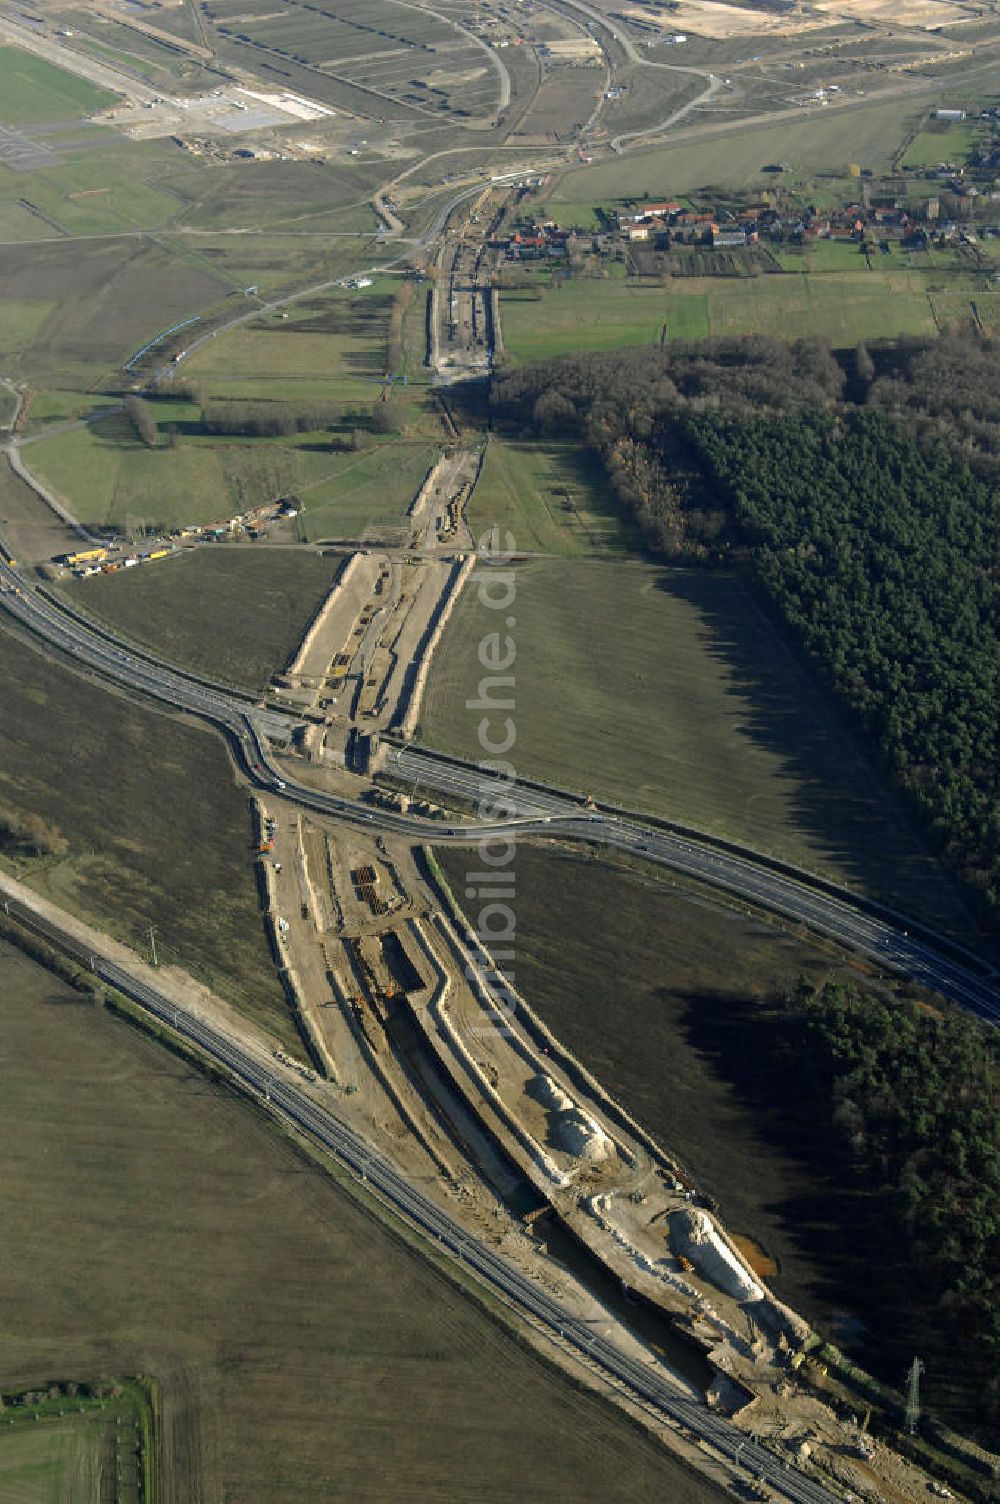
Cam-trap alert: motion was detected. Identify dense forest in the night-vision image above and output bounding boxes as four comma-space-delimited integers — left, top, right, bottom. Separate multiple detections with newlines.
784, 979, 1000, 1437
685, 408, 1000, 920
867, 333, 1000, 471
491, 334, 1000, 932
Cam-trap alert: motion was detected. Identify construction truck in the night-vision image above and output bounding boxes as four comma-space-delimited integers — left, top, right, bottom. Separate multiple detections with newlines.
63, 546, 107, 567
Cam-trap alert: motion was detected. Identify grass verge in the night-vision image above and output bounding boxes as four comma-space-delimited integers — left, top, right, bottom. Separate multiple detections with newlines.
468, 436, 631, 555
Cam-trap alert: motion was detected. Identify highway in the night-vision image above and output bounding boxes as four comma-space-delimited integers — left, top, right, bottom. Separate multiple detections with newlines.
2, 555, 998, 1030
387, 744, 1000, 1023
0, 528, 991, 1504
0, 24, 988, 1503
0, 557, 559, 842
1, 884, 842, 1504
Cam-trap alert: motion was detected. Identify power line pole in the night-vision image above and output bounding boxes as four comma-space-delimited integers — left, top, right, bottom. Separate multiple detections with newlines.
904, 1357, 924, 1434
147, 924, 158, 969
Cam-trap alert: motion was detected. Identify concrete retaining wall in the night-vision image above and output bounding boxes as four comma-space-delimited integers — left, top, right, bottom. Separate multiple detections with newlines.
285, 554, 358, 679
266, 913, 337, 1081
407, 458, 446, 520
427, 912, 570, 1189
398, 553, 474, 739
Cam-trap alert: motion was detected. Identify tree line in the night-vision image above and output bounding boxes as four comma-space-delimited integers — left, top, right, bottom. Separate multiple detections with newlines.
0, 803, 68, 858
201, 400, 344, 437
681, 407, 1000, 927
784, 977, 1000, 1439
123, 392, 402, 447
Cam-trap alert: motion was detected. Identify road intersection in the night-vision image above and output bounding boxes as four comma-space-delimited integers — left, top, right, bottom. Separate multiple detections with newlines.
8, 547, 996, 1499
0, 6, 996, 1498
2, 553, 996, 1030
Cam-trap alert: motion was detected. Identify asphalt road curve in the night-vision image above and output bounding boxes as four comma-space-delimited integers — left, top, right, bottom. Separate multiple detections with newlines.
386, 745, 1000, 1024
1, 557, 997, 1031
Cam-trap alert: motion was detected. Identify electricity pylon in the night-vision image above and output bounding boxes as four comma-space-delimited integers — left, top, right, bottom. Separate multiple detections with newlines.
904, 1357, 924, 1434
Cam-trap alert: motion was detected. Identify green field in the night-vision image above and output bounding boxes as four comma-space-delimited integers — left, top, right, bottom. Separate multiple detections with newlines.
160, 154, 392, 232
932, 289, 1000, 331
0, 199, 55, 242
27, 399, 438, 535
28, 410, 309, 532
552, 97, 927, 202
468, 437, 629, 555
0, 631, 290, 1042
900, 121, 982, 168
540, 199, 604, 231
501, 277, 708, 363
0, 299, 59, 362
772, 239, 870, 273
0, 937, 725, 1504
500, 267, 938, 361
0, 137, 385, 247
0, 1378, 153, 1503
421, 560, 972, 936
0, 237, 226, 390
183, 279, 403, 394
0, 1416, 104, 1502
776, 239, 982, 277
0, 144, 181, 237
0, 47, 116, 123
186, 322, 382, 386
299, 439, 440, 539
179, 279, 438, 445
677, 270, 936, 342
154, 225, 381, 294
57, 548, 342, 693
21, 390, 119, 436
